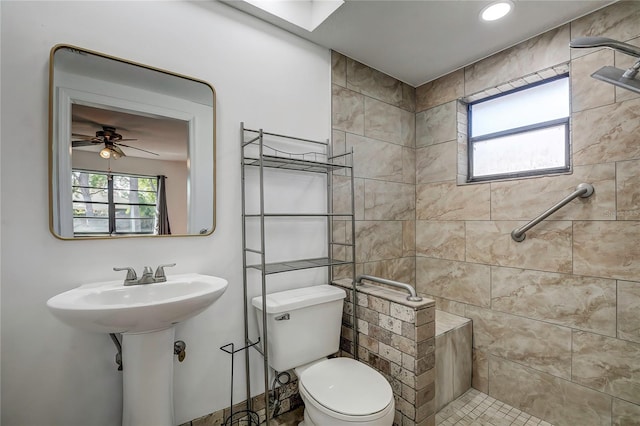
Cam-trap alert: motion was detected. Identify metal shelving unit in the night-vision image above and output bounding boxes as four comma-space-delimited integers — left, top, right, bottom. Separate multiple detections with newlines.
239, 123, 356, 424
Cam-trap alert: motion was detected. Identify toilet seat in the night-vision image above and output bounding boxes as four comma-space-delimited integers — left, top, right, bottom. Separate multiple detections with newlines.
298, 358, 393, 421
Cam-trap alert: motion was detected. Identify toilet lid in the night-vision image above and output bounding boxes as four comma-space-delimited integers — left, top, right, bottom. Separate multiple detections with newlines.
300, 358, 393, 416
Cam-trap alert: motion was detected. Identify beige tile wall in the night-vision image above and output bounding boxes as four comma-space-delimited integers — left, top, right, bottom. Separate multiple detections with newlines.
413, 2, 640, 425
331, 53, 437, 426
332, 51, 416, 284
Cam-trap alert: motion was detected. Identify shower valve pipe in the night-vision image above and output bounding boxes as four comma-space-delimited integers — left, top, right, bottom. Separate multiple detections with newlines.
569, 36, 640, 58
622, 59, 640, 79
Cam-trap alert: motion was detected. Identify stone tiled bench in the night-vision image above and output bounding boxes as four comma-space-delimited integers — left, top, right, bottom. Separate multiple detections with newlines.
332, 278, 437, 426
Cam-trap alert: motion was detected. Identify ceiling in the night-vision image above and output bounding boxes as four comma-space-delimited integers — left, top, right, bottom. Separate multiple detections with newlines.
222, 0, 615, 86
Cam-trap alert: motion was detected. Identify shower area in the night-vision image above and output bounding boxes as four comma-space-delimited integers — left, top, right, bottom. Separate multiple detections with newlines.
331, 2, 640, 425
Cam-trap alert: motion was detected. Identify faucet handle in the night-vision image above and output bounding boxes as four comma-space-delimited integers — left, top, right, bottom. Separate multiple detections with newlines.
113, 267, 137, 282
154, 263, 176, 280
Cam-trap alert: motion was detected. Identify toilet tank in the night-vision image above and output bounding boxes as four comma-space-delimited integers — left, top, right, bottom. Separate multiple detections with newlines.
252, 285, 346, 372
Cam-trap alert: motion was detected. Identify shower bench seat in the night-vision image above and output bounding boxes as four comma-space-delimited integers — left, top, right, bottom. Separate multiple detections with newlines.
435, 310, 472, 413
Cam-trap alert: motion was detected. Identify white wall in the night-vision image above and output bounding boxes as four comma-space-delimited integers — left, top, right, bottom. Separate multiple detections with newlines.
0, 1, 330, 425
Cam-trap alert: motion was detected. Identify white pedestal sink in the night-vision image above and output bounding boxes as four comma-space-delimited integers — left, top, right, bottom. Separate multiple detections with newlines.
47, 273, 228, 426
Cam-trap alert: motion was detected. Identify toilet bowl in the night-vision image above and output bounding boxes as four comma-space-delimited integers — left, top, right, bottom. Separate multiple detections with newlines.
295, 358, 395, 426
251, 285, 395, 426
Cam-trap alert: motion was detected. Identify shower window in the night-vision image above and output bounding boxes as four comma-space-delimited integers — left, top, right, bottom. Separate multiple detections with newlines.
71, 170, 158, 236
467, 74, 570, 182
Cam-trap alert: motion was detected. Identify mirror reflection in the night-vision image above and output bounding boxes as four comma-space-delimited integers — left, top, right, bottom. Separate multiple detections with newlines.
49, 45, 215, 239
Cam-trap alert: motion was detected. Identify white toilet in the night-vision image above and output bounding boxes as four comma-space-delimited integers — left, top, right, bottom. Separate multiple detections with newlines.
252, 285, 395, 426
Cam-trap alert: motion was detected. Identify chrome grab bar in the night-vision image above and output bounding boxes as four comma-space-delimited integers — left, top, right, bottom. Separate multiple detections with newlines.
511, 183, 594, 242
356, 274, 423, 302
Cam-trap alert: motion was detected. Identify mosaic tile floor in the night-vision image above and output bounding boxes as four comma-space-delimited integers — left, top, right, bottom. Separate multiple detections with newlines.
437, 388, 554, 426
265, 388, 554, 426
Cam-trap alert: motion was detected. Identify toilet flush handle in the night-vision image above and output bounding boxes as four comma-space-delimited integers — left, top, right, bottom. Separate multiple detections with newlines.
275, 313, 290, 321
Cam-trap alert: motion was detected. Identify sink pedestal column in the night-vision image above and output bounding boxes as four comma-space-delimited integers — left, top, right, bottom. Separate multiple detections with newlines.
122, 327, 175, 426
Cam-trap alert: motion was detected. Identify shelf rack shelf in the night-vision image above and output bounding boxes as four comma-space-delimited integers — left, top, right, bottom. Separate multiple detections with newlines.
247, 257, 354, 275
243, 154, 350, 173
239, 123, 356, 425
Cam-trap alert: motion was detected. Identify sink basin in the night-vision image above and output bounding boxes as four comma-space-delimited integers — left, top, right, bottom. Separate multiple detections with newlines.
47, 273, 228, 334
47, 272, 228, 425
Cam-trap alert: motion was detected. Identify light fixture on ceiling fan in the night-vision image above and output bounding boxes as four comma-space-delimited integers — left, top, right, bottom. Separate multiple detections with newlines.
99, 142, 126, 159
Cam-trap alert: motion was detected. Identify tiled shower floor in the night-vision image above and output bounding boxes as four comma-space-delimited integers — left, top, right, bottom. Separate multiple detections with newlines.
437, 388, 554, 426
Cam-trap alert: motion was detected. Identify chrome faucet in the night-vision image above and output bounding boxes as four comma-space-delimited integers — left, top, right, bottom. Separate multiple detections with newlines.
137, 266, 156, 284
114, 263, 176, 286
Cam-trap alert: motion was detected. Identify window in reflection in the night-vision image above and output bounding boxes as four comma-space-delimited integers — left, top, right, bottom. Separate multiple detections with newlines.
72, 170, 160, 236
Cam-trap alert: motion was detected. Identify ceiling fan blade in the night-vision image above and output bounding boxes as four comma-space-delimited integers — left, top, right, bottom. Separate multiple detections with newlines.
117, 143, 160, 156
71, 133, 95, 140
117, 138, 138, 142
111, 145, 127, 158
72, 140, 100, 147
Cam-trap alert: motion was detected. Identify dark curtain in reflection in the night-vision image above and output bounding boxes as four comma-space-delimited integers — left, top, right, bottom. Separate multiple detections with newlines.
155, 175, 171, 235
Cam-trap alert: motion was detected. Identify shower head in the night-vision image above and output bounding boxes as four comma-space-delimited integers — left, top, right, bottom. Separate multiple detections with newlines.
570, 36, 640, 95
569, 37, 640, 57
590, 65, 640, 95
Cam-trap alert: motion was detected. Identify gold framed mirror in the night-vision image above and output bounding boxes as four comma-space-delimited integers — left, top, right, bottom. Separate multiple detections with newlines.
49, 45, 215, 239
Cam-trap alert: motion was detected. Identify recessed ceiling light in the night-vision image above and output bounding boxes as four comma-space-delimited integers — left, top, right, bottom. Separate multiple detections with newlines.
480, 1, 513, 22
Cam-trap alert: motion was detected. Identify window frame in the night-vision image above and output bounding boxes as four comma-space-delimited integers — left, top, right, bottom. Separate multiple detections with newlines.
71, 169, 159, 237
467, 74, 571, 183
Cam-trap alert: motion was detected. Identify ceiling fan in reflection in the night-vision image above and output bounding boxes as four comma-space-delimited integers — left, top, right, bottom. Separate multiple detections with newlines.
72, 126, 159, 159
